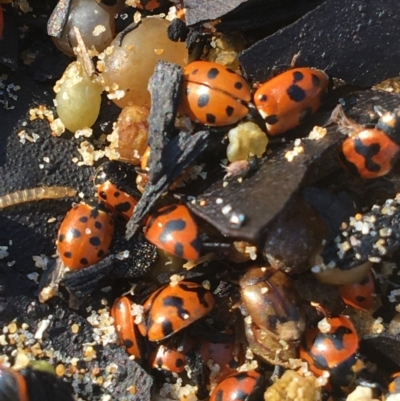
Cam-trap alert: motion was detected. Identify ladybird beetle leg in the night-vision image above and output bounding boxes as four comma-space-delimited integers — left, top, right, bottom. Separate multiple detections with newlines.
117, 21, 141, 46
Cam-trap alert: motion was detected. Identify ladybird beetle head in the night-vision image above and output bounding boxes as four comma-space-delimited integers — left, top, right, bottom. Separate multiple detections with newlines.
375, 107, 400, 144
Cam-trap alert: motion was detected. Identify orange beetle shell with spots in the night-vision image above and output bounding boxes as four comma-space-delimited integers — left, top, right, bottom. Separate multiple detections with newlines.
254, 67, 329, 135
339, 270, 375, 311
338, 128, 400, 179
138, 281, 215, 342
97, 180, 138, 221
57, 203, 114, 270
209, 370, 265, 401
144, 204, 201, 260
111, 296, 143, 360
300, 315, 360, 388
180, 61, 251, 126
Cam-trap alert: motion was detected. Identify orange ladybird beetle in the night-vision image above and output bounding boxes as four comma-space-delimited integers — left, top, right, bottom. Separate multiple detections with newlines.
57, 202, 114, 270
209, 370, 266, 401
148, 344, 187, 373
144, 204, 202, 260
94, 163, 138, 221
254, 67, 329, 135
138, 281, 215, 342
300, 310, 362, 389
111, 296, 143, 360
339, 270, 375, 311
180, 60, 251, 126
330, 104, 400, 179
0, 364, 74, 401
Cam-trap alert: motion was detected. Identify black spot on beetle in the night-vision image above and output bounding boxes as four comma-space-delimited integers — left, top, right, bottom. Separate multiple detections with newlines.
113, 191, 121, 198
355, 295, 366, 303
197, 94, 210, 108
191, 68, 199, 75
226, 105, 234, 116
234, 82, 243, 90
64, 251, 72, 259
207, 68, 219, 79
293, 70, 304, 82
354, 138, 382, 172
79, 216, 88, 223
115, 202, 132, 213
58, 234, 65, 242
99, 191, 107, 200
287, 84, 306, 103
89, 237, 101, 247
70, 228, 81, 238
90, 208, 100, 219
258, 94, 267, 102
97, 249, 105, 258
206, 114, 216, 124
174, 242, 184, 258
94, 221, 103, 230
80, 258, 89, 265
264, 114, 279, 125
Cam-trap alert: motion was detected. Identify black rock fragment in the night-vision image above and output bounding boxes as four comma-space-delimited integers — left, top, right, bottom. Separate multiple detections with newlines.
183, 0, 249, 26
125, 61, 213, 239
239, 0, 400, 87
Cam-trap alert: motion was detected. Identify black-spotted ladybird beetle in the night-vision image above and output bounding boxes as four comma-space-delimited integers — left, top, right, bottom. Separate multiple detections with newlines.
111, 296, 144, 360
209, 370, 266, 401
330, 104, 400, 178
300, 310, 362, 389
94, 162, 138, 221
144, 204, 202, 260
179, 60, 251, 126
254, 67, 329, 136
339, 270, 375, 311
138, 281, 215, 342
57, 202, 114, 270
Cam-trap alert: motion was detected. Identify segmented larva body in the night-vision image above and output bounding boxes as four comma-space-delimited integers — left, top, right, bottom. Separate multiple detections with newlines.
0, 186, 77, 210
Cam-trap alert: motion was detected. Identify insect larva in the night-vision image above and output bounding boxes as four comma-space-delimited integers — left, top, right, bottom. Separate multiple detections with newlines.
0, 186, 77, 210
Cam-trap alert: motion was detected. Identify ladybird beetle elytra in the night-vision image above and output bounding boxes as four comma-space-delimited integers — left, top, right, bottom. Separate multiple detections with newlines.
331, 104, 400, 179
0, 366, 28, 401
138, 281, 215, 342
239, 267, 306, 342
339, 270, 375, 311
144, 204, 202, 260
111, 296, 143, 359
96, 180, 138, 220
300, 314, 360, 388
149, 344, 186, 373
209, 370, 265, 401
180, 61, 251, 126
338, 129, 400, 179
254, 67, 329, 136
57, 203, 114, 270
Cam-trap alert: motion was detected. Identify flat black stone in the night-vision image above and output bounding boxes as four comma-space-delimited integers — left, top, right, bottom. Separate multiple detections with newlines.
239, 0, 400, 87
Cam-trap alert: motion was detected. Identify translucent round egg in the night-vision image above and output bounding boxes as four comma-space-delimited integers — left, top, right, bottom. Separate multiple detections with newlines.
55, 61, 103, 133
52, 0, 116, 56
101, 18, 188, 108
